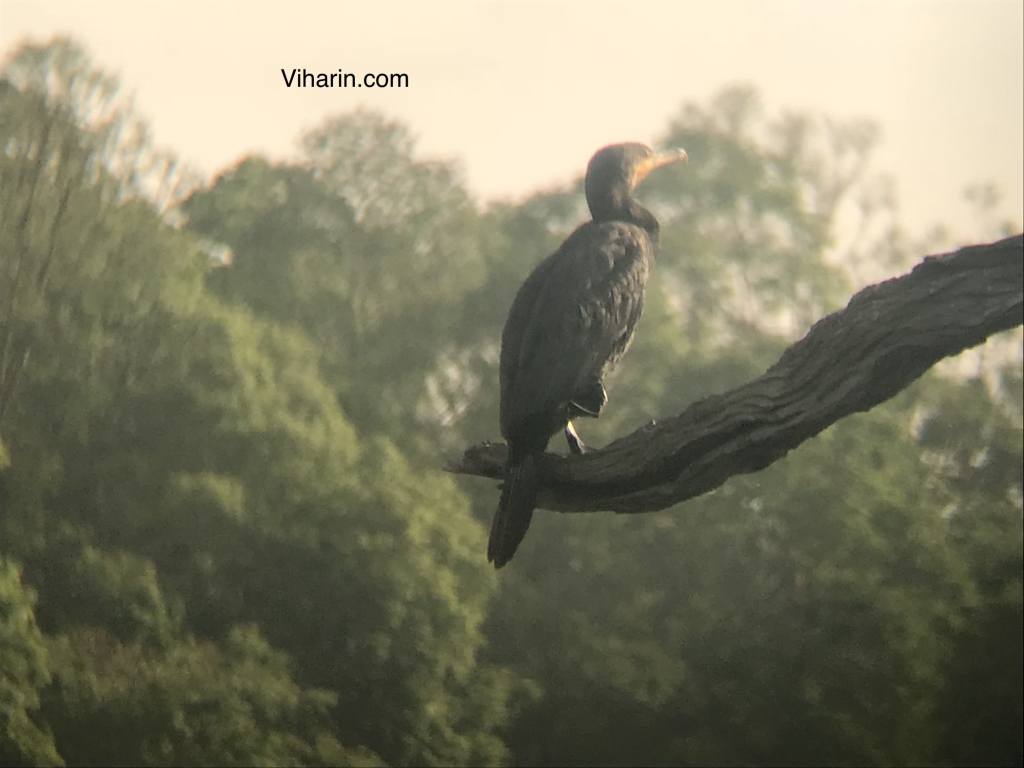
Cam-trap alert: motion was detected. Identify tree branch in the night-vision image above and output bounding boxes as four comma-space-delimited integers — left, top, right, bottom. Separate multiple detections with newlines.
449, 235, 1024, 514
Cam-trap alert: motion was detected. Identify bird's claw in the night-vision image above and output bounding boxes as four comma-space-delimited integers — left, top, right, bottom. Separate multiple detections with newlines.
565, 421, 586, 455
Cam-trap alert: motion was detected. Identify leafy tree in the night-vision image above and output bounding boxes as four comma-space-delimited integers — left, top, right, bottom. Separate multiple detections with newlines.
2, 33, 1019, 768
1, 37, 511, 766
184, 112, 491, 451
916, 370, 1023, 766
0, 557, 61, 767
41, 624, 374, 767
458, 87, 1021, 767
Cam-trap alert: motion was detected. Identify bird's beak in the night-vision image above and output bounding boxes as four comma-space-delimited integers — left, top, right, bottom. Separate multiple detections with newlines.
632, 148, 688, 187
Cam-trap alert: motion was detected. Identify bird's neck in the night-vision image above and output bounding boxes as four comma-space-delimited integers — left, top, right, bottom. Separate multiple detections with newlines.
591, 194, 660, 242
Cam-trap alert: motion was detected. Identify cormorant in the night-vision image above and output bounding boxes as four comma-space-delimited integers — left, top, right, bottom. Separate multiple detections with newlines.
488, 142, 687, 568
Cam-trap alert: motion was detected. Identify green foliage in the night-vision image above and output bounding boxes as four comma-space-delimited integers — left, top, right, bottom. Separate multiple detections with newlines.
914, 371, 1024, 766
183, 113, 489, 449
1, 36, 507, 767
0, 558, 62, 767
651, 85, 857, 343
1, 34, 1020, 768
35, 538, 178, 648
464, 85, 1021, 768
41, 624, 370, 767
485, 403, 976, 766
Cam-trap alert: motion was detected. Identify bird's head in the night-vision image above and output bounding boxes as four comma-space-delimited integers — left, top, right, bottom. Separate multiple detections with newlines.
584, 143, 687, 221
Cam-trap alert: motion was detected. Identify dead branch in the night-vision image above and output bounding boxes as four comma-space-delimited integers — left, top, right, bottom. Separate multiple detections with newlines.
449, 234, 1023, 514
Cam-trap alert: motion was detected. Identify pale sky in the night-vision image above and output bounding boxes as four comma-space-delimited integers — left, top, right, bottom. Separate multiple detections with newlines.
1, 0, 1022, 239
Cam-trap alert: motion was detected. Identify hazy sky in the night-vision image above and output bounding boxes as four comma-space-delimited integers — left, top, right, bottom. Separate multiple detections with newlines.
2, 0, 1022, 238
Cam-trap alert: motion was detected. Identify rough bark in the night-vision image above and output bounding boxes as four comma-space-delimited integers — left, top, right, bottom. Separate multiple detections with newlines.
449, 234, 1024, 514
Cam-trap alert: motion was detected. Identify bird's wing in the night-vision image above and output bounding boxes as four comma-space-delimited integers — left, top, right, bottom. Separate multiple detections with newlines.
500, 222, 650, 435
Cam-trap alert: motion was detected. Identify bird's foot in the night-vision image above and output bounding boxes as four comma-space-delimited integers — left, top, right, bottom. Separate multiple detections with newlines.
565, 421, 586, 455
568, 380, 607, 418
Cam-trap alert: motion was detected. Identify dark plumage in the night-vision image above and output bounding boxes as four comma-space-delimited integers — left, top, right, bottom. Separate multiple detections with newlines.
488, 142, 687, 568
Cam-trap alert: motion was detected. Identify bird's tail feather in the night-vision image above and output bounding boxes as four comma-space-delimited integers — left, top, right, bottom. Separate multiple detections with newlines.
488, 454, 538, 568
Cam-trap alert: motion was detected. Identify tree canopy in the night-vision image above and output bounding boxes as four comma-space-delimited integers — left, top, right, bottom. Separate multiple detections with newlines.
1, 36, 1021, 768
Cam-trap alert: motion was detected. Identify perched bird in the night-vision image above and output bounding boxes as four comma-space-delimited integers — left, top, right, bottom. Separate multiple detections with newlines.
488, 142, 687, 568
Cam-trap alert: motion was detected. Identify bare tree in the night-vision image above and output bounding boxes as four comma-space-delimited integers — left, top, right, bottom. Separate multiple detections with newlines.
450, 235, 1023, 514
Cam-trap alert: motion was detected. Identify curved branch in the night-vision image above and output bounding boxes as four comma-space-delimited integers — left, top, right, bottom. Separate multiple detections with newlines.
449, 235, 1024, 514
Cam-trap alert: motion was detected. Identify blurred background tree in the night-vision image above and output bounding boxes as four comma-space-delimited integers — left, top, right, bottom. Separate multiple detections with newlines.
1, 36, 1020, 768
